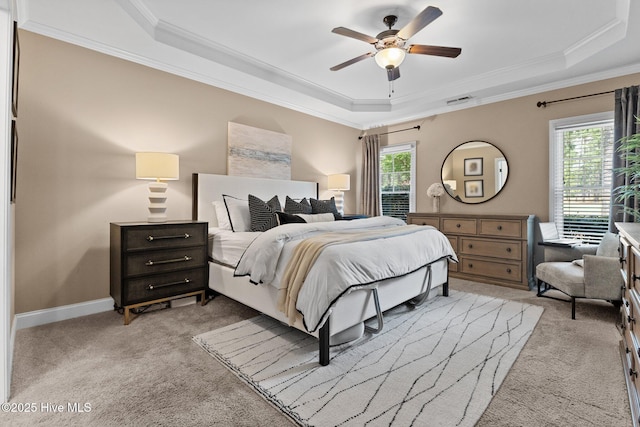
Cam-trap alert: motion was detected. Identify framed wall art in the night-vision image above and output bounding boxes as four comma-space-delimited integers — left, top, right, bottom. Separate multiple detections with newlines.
464, 157, 483, 176
10, 121, 18, 203
11, 21, 19, 118
464, 180, 483, 198
227, 122, 292, 180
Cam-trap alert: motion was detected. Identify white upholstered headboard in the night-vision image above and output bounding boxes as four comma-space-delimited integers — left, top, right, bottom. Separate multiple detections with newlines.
192, 173, 318, 226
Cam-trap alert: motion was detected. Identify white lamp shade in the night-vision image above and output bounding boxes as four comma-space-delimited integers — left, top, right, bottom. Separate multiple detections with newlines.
374, 47, 406, 69
328, 174, 351, 191
136, 152, 180, 181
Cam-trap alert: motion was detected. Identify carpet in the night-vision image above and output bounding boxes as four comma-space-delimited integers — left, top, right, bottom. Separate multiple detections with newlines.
194, 291, 544, 427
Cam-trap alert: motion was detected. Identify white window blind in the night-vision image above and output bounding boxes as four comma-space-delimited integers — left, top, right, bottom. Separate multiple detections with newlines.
380, 142, 416, 220
549, 113, 614, 244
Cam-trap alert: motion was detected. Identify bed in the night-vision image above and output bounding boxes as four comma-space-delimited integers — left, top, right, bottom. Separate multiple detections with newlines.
192, 173, 457, 365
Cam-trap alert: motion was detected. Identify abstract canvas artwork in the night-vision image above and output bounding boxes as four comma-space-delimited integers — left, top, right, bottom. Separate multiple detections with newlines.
227, 122, 292, 179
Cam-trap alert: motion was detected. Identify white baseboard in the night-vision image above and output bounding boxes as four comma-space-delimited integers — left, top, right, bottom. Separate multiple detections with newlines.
15, 298, 115, 330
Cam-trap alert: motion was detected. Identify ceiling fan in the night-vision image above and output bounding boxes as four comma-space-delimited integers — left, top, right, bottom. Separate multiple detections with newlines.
330, 6, 461, 83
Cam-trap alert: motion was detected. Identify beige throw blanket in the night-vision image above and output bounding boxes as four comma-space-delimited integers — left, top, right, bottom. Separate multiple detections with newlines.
277, 225, 421, 325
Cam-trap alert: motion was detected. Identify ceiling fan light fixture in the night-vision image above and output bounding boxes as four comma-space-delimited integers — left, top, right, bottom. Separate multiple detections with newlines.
374, 47, 406, 69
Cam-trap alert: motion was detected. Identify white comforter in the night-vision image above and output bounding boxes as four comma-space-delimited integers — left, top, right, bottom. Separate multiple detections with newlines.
234, 216, 457, 332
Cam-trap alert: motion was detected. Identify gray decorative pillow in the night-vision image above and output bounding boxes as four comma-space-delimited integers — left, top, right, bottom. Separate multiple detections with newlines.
248, 194, 281, 232
310, 197, 342, 220
284, 196, 312, 214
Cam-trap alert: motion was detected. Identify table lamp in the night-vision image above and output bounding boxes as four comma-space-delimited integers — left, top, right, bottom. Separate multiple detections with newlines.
328, 174, 351, 215
135, 152, 179, 222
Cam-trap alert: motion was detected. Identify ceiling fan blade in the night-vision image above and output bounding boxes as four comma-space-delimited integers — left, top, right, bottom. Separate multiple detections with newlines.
408, 44, 461, 58
330, 52, 375, 71
387, 67, 400, 81
397, 6, 443, 40
332, 27, 378, 44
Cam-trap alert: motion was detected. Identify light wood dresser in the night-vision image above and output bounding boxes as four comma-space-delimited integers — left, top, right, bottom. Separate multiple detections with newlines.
406, 213, 535, 290
616, 222, 640, 427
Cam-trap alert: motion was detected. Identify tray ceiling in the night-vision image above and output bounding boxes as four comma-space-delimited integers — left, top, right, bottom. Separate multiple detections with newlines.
18, 0, 640, 129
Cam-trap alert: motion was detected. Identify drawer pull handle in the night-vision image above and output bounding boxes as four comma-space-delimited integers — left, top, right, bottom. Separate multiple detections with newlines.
506, 268, 512, 273
147, 278, 191, 290
147, 233, 191, 242
630, 368, 638, 379
633, 274, 640, 282
468, 244, 473, 249
628, 315, 636, 324
468, 263, 473, 268
637, 347, 640, 359
497, 225, 503, 230
626, 299, 630, 307
626, 346, 630, 354
506, 247, 512, 253
456, 223, 461, 228
146, 256, 193, 266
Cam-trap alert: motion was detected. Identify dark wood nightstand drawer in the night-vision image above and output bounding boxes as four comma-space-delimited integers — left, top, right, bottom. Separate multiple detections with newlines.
124, 223, 206, 251
125, 246, 207, 277
123, 267, 208, 306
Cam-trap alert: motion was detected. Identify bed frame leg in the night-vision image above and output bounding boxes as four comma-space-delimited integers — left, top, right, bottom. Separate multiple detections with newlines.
319, 321, 330, 366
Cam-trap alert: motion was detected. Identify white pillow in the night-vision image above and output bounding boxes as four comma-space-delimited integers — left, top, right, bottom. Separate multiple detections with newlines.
212, 201, 232, 230
223, 195, 251, 232
297, 213, 335, 223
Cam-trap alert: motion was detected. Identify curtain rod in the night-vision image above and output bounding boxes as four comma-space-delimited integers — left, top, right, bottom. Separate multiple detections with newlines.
536, 90, 614, 108
358, 125, 420, 140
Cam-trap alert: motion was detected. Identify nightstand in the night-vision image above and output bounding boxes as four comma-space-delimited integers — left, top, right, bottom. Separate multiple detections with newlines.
110, 221, 209, 324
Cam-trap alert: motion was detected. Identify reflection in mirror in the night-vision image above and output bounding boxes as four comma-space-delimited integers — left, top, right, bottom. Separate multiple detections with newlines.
441, 141, 508, 204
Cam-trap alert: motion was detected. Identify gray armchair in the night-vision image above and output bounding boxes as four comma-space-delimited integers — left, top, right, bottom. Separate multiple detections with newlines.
535, 231, 623, 319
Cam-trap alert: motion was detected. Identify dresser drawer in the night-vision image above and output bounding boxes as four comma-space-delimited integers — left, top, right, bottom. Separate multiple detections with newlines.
459, 237, 521, 261
125, 246, 207, 277
124, 223, 206, 251
478, 219, 522, 238
442, 218, 476, 234
123, 267, 207, 305
459, 256, 522, 282
408, 216, 440, 228
632, 246, 640, 291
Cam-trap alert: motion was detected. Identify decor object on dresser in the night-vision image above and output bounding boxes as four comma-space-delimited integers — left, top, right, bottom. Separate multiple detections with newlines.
426, 182, 444, 213
194, 290, 543, 427
536, 232, 622, 319
407, 212, 535, 289
616, 223, 640, 427
110, 221, 208, 325
441, 140, 508, 204
327, 173, 350, 215
135, 152, 179, 223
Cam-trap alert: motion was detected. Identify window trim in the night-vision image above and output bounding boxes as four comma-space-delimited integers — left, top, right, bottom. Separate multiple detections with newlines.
548, 111, 613, 239
379, 141, 417, 215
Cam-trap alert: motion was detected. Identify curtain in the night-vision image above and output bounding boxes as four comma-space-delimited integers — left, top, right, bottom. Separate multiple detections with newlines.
361, 134, 381, 216
611, 85, 640, 230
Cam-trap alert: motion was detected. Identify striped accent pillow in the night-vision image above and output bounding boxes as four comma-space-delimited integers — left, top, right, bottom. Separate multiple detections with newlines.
248, 194, 281, 232
284, 196, 312, 214
310, 197, 342, 219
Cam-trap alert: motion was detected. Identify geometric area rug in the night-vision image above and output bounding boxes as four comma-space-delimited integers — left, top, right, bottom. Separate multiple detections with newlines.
193, 291, 543, 427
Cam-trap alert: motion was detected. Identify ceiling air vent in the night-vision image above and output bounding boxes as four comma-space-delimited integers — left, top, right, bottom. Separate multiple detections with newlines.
446, 96, 473, 106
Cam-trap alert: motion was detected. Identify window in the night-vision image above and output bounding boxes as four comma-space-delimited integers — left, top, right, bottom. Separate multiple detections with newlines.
549, 112, 614, 244
380, 142, 416, 220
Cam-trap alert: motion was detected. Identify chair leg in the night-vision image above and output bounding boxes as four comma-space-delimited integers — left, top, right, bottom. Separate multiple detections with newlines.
571, 296, 576, 320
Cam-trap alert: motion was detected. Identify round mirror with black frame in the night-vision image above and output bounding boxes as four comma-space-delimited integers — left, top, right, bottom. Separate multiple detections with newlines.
441, 140, 508, 204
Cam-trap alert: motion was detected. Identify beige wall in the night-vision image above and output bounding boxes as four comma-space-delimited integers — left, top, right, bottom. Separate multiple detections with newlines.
13, 29, 640, 314
15, 31, 360, 313
379, 73, 640, 218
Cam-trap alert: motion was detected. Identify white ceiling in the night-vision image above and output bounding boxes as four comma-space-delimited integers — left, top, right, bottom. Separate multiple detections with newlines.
17, 0, 640, 130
